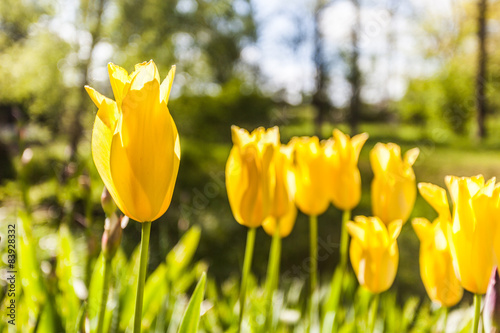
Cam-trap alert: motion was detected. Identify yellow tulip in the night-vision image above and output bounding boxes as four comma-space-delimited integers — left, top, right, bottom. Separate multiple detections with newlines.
324, 129, 368, 211
370, 143, 419, 225
226, 126, 279, 228
412, 182, 463, 307
262, 144, 297, 238
445, 175, 500, 294
85, 60, 180, 222
290, 136, 330, 216
347, 216, 402, 293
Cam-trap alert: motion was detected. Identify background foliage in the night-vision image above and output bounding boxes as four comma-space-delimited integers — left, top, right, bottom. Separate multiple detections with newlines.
2, 0, 500, 331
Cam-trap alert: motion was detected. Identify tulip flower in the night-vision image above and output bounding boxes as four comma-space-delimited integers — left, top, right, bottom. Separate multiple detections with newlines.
347, 216, 402, 294
262, 144, 297, 238
370, 143, 419, 225
225, 125, 279, 330
412, 183, 462, 308
446, 175, 500, 333
290, 136, 330, 216
445, 175, 500, 294
289, 136, 330, 324
324, 129, 369, 211
86, 60, 180, 333
226, 125, 279, 228
322, 129, 368, 331
260, 143, 297, 330
85, 60, 180, 223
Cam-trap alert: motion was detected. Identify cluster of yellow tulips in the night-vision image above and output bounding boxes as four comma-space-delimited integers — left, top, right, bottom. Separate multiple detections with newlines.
225, 125, 500, 332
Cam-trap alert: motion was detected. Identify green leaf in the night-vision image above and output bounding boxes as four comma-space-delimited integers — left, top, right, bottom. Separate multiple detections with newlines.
166, 226, 201, 281
87, 254, 104, 332
178, 272, 206, 333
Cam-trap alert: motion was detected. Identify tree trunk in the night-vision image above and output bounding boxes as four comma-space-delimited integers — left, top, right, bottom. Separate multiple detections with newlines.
312, 0, 330, 137
476, 0, 487, 139
348, 0, 361, 135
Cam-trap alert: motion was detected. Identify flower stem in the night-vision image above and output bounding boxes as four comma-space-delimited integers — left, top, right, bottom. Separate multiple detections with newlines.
239, 227, 256, 331
310, 215, 318, 294
473, 293, 482, 333
368, 293, 379, 333
265, 223, 281, 331
133, 221, 152, 333
96, 257, 112, 333
339, 210, 351, 269
442, 307, 448, 333
326, 210, 351, 332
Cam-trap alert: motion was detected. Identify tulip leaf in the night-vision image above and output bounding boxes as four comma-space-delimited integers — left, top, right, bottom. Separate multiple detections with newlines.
119, 245, 141, 331
166, 226, 201, 281
178, 272, 206, 333
56, 224, 81, 331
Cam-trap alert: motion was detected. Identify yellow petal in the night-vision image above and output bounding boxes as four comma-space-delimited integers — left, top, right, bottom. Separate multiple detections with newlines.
351, 132, 369, 163
160, 65, 176, 105
108, 63, 131, 106
404, 147, 420, 166
412, 218, 432, 242
226, 147, 246, 225
262, 204, 297, 238
87, 88, 131, 217
418, 182, 451, 220
388, 219, 403, 241
346, 221, 366, 244
85, 86, 108, 108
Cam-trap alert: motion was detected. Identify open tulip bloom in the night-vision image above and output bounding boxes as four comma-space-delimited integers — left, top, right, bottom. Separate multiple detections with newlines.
86, 60, 180, 333
412, 183, 463, 308
370, 143, 419, 225
445, 175, 500, 333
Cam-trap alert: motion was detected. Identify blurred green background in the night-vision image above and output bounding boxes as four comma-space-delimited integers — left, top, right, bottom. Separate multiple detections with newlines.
2, 0, 500, 314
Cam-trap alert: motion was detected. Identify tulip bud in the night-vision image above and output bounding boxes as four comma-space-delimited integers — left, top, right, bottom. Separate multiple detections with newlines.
101, 187, 117, 217
102, 214, 125, 260
484, 268, 500, 332
21, 148, 33, 165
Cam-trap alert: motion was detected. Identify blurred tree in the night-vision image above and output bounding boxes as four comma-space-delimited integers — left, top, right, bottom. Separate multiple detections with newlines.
476, 0, 487, 139
347, 0, 361, 134
312, 0, 331, 136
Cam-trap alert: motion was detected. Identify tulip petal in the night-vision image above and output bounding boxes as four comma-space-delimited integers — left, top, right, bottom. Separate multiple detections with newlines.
351, 132, 369, 163
108, 63, 131, 106
388, 219, 403, 241
418, 182, 451, 220
226, 147, 246, 225
346, 221, 365, 244
412, 218, 431, 242
86, 87, 130, 217
404, 148, 420, 166
231, 125, 251, 148
160, 65, 176, 105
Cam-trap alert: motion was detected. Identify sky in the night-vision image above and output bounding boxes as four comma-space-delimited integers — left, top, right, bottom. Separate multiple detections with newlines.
248, 0, 460, 106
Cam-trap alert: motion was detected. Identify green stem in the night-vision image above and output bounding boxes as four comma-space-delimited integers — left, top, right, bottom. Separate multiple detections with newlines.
97, 258, 112, 333
310, 215, 318, 294
327, 210, 351, 332
265, 223, 281, 331
339, 210, 351, 269
442, 307, 448, 333
308, 215, 318, 331
368, 293, 379, 333
133, 221, 152, 333
473, 293, 482, 333
239, 227, 256, 331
